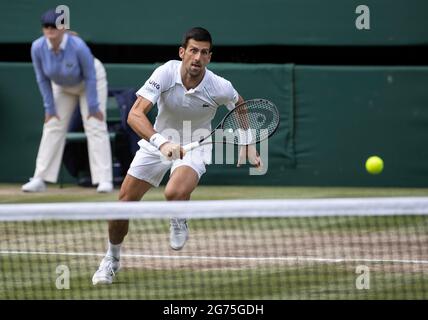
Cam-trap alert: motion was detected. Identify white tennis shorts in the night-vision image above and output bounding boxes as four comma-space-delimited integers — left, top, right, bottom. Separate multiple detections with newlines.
127, 139, 209, 187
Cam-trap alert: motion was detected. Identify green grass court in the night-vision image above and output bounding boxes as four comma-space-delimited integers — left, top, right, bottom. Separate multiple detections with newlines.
0, 184, 427, 299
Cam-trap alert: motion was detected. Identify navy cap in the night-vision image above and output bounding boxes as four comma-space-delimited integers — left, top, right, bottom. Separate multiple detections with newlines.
40, 9, 62, 26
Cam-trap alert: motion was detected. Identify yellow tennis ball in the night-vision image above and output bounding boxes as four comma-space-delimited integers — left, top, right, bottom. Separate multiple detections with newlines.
365, 156, 384, 174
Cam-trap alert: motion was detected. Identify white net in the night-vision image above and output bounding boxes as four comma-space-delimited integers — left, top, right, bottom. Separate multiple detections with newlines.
0, 197, 427, 299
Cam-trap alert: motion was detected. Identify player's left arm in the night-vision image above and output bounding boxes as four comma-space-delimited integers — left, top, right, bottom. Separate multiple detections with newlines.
234, 94, 262, 169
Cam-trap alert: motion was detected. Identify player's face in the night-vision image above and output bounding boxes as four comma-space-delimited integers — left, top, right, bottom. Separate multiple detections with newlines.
179, 39, 212, 77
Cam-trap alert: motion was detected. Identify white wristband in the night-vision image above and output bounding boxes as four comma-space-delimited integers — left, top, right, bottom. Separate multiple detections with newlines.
149, 133, 168, 149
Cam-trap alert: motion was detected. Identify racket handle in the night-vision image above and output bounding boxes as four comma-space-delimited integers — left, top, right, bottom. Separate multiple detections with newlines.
167, 141, 200, 158
183, 141, 200, 152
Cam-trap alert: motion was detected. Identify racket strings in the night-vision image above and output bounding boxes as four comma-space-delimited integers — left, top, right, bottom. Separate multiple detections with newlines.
222, 99, 280, 144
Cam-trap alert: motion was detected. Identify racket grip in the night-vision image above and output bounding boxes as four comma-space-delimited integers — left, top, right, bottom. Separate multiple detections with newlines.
166, 142, 199, 158
183, 141, 200, 152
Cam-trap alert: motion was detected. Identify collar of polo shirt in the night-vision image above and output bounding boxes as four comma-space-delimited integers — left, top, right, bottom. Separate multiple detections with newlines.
175, 61, 208, 94
46, 32, 69, 51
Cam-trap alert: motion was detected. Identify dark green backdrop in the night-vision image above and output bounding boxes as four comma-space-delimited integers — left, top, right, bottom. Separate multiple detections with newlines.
1, 0, 427, 45
1, 0, 427, 186
1, 62, 428, 186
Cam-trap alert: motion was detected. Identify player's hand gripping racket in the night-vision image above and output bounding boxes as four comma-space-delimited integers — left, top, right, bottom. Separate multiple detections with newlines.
171, 99, 280, 156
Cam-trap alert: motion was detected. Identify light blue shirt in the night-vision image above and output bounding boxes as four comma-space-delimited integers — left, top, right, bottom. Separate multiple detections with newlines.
31, 33, 99, 116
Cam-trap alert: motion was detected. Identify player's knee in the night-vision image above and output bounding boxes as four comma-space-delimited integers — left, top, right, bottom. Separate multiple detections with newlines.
119, 189, 136, 201
164, 187, 190, 201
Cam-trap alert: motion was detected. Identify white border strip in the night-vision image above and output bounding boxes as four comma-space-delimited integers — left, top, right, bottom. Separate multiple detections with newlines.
0, 198, 428, 221
1, 250, 427, 265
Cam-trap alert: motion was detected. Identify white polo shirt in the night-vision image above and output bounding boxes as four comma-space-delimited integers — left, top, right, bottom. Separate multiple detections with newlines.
136, 60, 239, 152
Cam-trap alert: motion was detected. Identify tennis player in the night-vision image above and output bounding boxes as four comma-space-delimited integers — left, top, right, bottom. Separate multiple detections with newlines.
92, 27, 261, 285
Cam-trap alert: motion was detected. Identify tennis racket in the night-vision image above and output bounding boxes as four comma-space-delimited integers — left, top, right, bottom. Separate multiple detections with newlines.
178, 98, 280, 155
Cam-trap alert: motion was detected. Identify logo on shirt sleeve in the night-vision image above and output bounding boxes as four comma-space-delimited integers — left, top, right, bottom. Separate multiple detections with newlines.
148, 80, 160, 90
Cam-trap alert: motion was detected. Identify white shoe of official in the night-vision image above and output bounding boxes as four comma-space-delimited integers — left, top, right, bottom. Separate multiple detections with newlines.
92, 255, 120, 285
170, 218, 189, 251
97, 181, 113, 193
21, 177, 46, 193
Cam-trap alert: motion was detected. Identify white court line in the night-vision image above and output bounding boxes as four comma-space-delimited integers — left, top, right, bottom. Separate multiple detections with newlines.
0, 250, 427, 265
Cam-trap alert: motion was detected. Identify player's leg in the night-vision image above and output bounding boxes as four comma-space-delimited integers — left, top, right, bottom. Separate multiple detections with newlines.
79, 59, 113, 193
109, 174, 153, 244
166, 158, 205, 250
92, 175, 152, 285
165, 165, 199, 200
22, 85, 77, 191
93, 144, 171, 285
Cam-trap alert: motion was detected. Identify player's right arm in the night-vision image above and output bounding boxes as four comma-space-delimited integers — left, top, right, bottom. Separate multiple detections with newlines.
130, 62, 184, 159
127, 95, 156, 140
128, 96, 183, 160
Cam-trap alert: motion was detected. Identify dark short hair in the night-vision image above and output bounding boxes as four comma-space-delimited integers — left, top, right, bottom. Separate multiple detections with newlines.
181, 27, 212, 51
40, 8, 62, 26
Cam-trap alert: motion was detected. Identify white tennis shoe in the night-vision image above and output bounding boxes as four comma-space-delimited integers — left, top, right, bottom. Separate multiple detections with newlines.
21, 177, 46, 192
92, 255, 120, 285
170, 218, 189, 250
